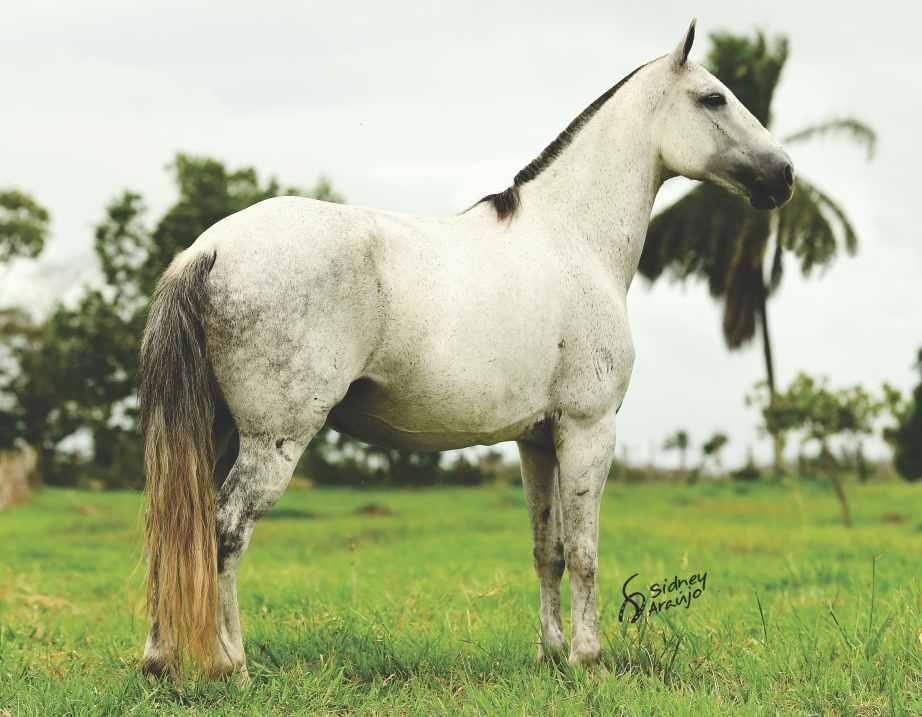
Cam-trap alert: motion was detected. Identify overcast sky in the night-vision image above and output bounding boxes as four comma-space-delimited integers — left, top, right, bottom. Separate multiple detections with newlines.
2, 0, 920, 467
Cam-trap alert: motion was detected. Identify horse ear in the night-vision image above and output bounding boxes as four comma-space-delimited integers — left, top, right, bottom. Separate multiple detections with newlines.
671, 18, 697, 69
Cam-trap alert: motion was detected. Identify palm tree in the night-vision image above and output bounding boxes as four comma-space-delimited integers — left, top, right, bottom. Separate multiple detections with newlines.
664, 429, 691, 472
639, 32, 875, 473
702, 431, 729, 475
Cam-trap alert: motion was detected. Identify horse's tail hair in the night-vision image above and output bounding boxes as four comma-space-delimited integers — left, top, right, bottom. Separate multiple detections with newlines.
139, 249, 219, 674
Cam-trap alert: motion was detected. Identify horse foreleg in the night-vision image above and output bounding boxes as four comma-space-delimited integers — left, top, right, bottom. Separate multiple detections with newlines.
518, 441, 566, 660
212, 432, 307, 678
555, 412, 616, 666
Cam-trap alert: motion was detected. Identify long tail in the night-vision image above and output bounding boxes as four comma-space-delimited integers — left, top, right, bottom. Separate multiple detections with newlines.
139, 250, 219, 673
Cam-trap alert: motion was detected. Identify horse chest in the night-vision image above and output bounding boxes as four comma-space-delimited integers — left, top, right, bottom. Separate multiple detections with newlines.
553, 301, 635, 420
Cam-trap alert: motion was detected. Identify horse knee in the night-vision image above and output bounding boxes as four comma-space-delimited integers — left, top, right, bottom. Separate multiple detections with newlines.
564, 542, 597, 582
533, 543, 565, 581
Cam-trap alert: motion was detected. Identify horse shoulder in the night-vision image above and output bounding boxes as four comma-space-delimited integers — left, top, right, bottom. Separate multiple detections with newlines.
552, 269, 635, 422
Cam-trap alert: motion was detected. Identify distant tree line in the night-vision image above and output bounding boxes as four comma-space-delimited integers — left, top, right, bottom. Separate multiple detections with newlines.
651, 366, 922, 526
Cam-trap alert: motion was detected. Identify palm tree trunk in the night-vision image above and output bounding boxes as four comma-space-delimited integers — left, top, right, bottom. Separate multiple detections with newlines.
759, 289, 775, 395
759, 284, 785, 476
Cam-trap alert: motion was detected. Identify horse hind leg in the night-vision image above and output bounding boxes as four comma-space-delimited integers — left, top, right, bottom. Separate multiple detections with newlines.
518, 441, 566, 660
210, 429, 316, 677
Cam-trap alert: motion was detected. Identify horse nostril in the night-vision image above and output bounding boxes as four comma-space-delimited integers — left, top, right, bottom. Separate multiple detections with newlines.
783, 163, 794, 187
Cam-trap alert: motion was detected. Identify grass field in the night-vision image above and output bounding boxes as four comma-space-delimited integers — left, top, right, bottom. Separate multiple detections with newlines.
1, 478, 920, 716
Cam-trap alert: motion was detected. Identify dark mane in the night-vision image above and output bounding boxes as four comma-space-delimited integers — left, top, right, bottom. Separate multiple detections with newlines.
471, 62, 649, 221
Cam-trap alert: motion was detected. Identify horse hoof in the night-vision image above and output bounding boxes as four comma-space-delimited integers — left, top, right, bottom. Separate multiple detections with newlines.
537, 642, 567, 663
141, 656, 170, 678
567, 642, 602, 667
209, 653, 248, 682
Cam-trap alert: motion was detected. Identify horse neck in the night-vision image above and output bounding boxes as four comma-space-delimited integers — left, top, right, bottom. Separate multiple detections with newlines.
518, 79, 666, 292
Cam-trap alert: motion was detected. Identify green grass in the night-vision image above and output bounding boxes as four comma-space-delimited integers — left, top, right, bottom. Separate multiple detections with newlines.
1, 478, 920, 715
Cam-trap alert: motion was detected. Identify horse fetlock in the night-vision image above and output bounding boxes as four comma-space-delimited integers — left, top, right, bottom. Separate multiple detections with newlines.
141, 651, 173, 678
568, 634, 602, 666
211, 645, 247, 679
539, 621, 567, 660
538, 641, 566, 662
141, 626, 175, 678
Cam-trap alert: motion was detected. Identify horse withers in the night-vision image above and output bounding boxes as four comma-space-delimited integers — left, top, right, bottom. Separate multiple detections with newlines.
140, 20, 793, 677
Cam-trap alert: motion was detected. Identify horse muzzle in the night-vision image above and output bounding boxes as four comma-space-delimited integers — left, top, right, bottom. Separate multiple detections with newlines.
746, 154, 795, 210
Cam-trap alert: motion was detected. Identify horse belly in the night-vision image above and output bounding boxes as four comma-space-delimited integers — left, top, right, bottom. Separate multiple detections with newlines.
329, 381, 547, 451
330, 347, 555, 451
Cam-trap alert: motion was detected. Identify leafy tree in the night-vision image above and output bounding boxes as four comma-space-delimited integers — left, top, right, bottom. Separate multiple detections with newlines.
886, 349, 922, 480
753, 372, 884, 525
663, 429, 690, 472
783, 374, 854, 526
0, 291, 141, 483
701, 431, 729, 474
881, 382, 912, 446
0, 190, 50, 263
747, 380, 803, 475
0, 309, 86, 481
639, 32, 875, 474
0, 192, 50, 461
835, 384, 882, 482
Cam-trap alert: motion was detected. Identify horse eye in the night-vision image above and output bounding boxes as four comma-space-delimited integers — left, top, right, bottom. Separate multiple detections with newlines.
700, 93, 727, 108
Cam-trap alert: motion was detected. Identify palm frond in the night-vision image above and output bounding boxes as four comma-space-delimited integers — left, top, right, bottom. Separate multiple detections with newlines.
722, 262, 764, 348
803, 179, 859, 255
784, 118, 877, 159
776, 177, 859, 276
706, 32, 789, 126
640, 184, 767, 297
641, 183, 773, 349
720, 212, 772, 347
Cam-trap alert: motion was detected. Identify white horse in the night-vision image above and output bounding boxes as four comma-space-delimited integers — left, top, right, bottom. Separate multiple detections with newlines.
139, 20, 793, 677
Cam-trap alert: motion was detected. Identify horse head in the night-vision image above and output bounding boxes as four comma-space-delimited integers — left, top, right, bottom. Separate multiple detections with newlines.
653, 20, 794, 210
